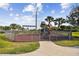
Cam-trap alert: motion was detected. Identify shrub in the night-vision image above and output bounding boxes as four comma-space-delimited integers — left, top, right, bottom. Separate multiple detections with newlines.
60, 26, 65, 30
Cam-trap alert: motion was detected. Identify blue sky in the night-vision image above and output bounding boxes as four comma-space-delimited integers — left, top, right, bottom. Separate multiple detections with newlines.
0, 3, 78, 28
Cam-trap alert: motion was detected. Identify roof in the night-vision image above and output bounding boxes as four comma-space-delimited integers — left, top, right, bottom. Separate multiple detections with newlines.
61, 23, 73, 26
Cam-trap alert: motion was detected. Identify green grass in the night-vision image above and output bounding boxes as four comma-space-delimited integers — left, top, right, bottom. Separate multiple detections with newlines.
0, 40, 12, 48
0, 42, 39, 54
72, 32, 79, 37
57, 32, 79, 37
0, 34, 12, 48
54, 39, 79, 47
53, 32, 79, 47
58, 32, 68, 36
0, 33, 40, 54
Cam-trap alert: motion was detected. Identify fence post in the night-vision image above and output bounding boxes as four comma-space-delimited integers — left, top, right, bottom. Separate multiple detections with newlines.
12, 30, 16, 41
68, 30, 72, 40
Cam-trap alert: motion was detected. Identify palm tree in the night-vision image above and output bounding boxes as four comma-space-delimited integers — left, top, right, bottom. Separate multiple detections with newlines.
54, 20, 58, 26
45, 16, 54, 29
67, 16, 76, 26
55, 17, 65, 28
68, 5, 79, 26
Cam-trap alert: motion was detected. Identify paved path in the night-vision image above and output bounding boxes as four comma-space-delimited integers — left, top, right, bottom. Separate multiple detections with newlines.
20, 41, 79, 56
0, 41, 79, 56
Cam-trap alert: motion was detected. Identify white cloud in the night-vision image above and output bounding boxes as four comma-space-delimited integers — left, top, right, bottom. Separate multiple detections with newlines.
60, 3, 70, 13
9, 13, 20, 17
14, 17, 19, 20
22, 3, 43, 15
60, 3, 70, 9
21, 15, 35, 25
15, 14, 20, 17
9, 13, 13, 16
0, 3, 10, 10
37, 3, 43, 12
60, 10, 65, 13
51, 10, 55, 14
23, 4, 35, 12
12, 14, 35, 25
14, 14, 22, 20
12, 15, 37, 29
9, 8, 13, 11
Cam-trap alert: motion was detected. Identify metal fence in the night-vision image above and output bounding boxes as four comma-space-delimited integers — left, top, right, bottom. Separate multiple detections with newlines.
4, 30, 72, 42
5, 30, 16, 41
49, 30, 72, 41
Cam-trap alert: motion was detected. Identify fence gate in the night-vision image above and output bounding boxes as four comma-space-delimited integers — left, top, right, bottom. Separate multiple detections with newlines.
49, 30, 72, 41
40, 30, 72, 41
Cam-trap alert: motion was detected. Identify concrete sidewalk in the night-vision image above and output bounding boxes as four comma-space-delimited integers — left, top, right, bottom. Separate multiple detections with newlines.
20, 41, 79, 56
0, 41, 79, 56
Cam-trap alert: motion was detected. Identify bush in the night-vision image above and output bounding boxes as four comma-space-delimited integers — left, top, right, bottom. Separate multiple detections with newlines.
60, 26, 72, 31
60, 26, 65, 30
0, 31, 5, 33
65, 26, 71, 30
72, 26, 79, 31
51, 27, 59, 30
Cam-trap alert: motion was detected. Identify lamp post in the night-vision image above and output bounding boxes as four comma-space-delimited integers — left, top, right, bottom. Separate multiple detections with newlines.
35, 3, 38, 30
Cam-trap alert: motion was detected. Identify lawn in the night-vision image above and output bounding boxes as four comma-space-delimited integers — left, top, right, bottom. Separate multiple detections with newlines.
58, 31, 79, 37
54, 32, 79, 46
72, 32, 79, 37
0, 34, 40, 54
53, 32, 79, 47
54, 39, 79, 47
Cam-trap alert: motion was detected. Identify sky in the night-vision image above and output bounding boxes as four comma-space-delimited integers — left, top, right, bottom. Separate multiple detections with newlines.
0, 3, 78, 29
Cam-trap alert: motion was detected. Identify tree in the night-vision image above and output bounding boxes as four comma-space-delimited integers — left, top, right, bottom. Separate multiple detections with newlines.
40, 21, 47, 29
0, 26, 4, 30
16, 24, 22, 30
10, 23, 22, 30
45, 16, 54, 30
67, 5, 79, 26
55, 17, 65, 29
54, 20, 58, 26
4, 26, 11, 30
21, 27, 25, 31
10, 23, 17, 30
60, 25, 65, 30
67, 15, 77, 26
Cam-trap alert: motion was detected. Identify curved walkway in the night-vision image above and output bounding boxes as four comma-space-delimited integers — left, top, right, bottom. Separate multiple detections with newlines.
20, 41, 79, 56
